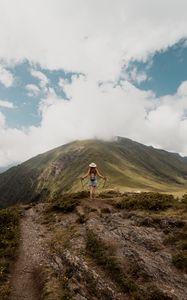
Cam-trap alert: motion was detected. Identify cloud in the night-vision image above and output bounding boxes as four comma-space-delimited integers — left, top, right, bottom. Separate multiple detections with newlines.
0, 0, 187, 81
121, 66, 149, 84
0, 65, 14, 87
0, 1, 187, 166
1, 77, 187, 167
0, 112, 6, 127
0, 99, 15, 108
30, 69, 49, 89
59, 78, 71, 89
25, 84, 40, 97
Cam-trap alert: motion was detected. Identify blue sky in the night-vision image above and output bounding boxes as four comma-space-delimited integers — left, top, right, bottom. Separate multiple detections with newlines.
1, 0, 187, 167
0, 61, 77, 128
1, 40, 187, 129
135, 40, 187, 97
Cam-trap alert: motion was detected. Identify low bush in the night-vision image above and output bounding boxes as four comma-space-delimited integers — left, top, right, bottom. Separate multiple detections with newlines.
146, 286, 173, 300
48, 191, 89, 214
181, 193, 187, 210
164, 225, 187, 248
163, 224, 187, 272
172, 251, 187, 272
116, 192, 174, 211
51, 197, 80, 213
0, 207, 21, 300
99, 190, 122, 198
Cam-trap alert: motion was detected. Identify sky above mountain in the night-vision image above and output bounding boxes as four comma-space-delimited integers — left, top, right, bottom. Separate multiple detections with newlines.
0, 0, 187, 167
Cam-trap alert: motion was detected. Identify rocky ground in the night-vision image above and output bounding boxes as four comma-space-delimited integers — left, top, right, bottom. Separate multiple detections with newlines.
8, 193, 187, 300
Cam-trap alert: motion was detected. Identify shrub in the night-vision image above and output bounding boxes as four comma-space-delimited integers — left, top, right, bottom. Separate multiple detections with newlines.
181, 193, 187, 210
172, 251, 187, 272
116, 192, 174, 211
48, 191, 89, 213
51, 197, 80, 213
0, 284, 11, 300
0, 207, 21, 299
99, 190, 122, 198
147, 286, 173, 300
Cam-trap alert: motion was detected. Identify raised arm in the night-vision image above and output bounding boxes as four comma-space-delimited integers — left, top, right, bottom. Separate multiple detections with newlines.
96, 168, 106, 179
81, 168, 90, 179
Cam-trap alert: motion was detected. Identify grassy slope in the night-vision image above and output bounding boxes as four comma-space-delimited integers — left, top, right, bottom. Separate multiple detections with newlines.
1, 137, 187, 207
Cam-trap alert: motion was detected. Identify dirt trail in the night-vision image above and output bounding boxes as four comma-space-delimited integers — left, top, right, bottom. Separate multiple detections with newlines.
7, 197, 187, 300
9, 206, 46, 300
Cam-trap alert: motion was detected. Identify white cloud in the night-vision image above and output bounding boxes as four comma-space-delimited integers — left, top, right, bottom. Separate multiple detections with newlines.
0, 1, 187, 166
0, 99, 15, 108
0, 65, 14, 87
0, 0, 187, 81
25, 84, 40, 97
59, 78, 71, 89
121, 66, 149, 84
0, 112, 6, 127
1, 78, 187, 167
30, 69, 49, 89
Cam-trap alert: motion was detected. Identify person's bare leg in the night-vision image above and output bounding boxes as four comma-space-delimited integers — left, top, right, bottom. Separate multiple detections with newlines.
90, 186, 93, 200
92, 187, 96, 200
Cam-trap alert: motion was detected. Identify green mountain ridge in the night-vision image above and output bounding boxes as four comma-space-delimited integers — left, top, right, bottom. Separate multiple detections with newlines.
0, 137, 187, 208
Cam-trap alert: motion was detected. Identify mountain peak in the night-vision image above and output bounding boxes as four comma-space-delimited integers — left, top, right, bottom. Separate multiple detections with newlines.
1, 138, 187, 207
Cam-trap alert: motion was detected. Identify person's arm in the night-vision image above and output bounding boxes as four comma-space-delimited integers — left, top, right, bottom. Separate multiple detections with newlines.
81, 169, 90, 180
96, 168, 106, 179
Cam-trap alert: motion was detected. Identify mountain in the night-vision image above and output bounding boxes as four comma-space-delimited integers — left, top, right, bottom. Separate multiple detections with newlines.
0, 165, 13, 174
1, 137, 187, 208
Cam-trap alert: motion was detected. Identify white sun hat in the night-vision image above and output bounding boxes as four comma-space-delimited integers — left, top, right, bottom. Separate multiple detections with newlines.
89, 162, 97, 168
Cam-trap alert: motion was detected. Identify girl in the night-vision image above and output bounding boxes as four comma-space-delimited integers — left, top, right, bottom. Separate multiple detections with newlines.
81, 162, 106, 200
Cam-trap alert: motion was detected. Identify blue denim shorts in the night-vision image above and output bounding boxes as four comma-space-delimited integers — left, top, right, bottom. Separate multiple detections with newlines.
89, 179, 97, 187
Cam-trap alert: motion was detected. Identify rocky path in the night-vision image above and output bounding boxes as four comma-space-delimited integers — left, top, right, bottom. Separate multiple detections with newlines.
7, 197, 187, 300
9, 206, 46, 300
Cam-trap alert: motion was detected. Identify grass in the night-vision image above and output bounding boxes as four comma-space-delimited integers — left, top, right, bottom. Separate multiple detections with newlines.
99, 190, 122, 198
86, 230, 172, 299
46, 191, 89, 214
164, 223, 187, 272
181, 193, 187, 210
0, 207, 22, 300
43, 191, 89, 225
2, 138, 187, 208
32, 265, 73, 300
115, 192, 175, 211
48, 227, 77, 252
86, 230, 139, 294
172, 251, 187, 272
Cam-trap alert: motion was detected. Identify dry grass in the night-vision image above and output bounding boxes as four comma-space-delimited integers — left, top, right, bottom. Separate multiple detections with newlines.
32, 265, 73, 300
85, 229, 172, 299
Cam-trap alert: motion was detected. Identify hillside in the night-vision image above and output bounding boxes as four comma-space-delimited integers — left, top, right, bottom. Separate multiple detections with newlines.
1, 137, 187, 207
0, 166, 12, 174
